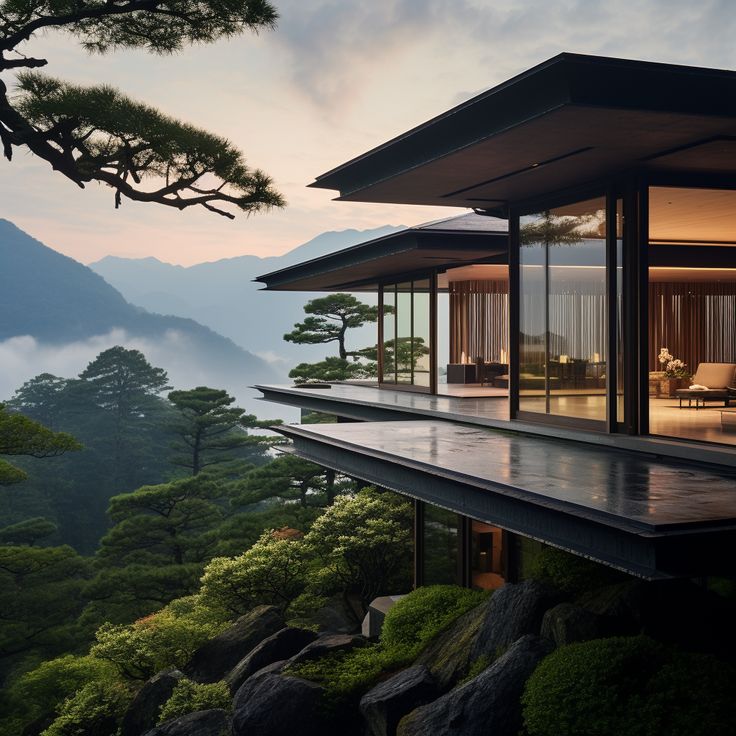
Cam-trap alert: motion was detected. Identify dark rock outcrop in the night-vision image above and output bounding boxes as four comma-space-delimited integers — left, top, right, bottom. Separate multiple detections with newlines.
225, 627, 318, 693
288, 632, 366, 666
579, 579, 736, 658
294, 594, 360, 634
415, 599, 489, 689
541, 602, 601, 646
232, 672, 326, 736
121, 668, 185, 736
470, 581, 563, 661
397, 635, 552, 736
184, 605, 284, 683
141, 708, 231, 736
360, 665, 437, 736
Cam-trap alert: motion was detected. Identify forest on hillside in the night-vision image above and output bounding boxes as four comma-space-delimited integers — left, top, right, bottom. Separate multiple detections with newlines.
0, 294, 418, 736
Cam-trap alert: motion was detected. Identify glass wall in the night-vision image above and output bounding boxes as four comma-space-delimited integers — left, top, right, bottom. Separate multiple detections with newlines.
518, 196, 608, 424
380, 278, 433, 391
615, 199, 625, 426
421, 505, 460, 585
648, 186, 736, 447
419, 504, 506, 589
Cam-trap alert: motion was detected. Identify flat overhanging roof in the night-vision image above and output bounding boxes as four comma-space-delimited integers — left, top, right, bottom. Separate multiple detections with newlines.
275, 420, 736, 579
309, 54, 736, 213
256, 212, 507, 291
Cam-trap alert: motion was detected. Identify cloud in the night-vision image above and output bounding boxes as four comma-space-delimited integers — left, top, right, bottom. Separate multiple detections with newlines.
0, 330, 300, 422
270, 0, 736, 110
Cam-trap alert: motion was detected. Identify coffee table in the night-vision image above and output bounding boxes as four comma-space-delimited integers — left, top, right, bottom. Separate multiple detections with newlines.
677, 389, 729, 409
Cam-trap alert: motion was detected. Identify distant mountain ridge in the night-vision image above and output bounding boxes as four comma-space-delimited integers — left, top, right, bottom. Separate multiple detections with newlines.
90, 225, 405, 366
0, 219, 279, 396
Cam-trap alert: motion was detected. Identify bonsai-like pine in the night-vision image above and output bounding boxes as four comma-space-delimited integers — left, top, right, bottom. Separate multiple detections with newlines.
0, 0, 284, 218
284, 294, 382, 360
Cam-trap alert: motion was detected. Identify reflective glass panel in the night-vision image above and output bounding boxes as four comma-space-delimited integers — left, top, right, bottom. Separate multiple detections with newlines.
518, 197, 607, 422
422, 505, 460, 585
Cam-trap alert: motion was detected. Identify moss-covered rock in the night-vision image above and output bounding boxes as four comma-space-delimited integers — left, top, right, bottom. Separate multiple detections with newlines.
398, 635, 552, 736
414, 598, 489, 690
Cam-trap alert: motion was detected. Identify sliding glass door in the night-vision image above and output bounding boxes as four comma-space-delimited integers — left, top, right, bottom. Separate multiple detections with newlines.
379, 277, 435, 392
517, 196, 608, 426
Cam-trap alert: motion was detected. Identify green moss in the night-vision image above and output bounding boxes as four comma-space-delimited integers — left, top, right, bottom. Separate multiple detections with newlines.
158, 679, 231, 724
458, 654, 491, 685
521, 636, 736, 736
286, 585, 487, 703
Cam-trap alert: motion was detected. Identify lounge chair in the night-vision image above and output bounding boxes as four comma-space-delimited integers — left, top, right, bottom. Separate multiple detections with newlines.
675, 363, 736, 409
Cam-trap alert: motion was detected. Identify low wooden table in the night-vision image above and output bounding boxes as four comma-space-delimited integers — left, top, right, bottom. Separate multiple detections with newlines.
676, 389, 729, 409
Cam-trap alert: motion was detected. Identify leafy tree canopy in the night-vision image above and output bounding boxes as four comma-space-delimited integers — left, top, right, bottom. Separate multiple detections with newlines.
0, 544, 91, 671
284, 294, 382, 360
0, 0, 284, 217
0, 516, 57, 545
199, 530, 308, 616
303, 487, 413, 619
79, 346, 171, 416
0, 403, 81, 485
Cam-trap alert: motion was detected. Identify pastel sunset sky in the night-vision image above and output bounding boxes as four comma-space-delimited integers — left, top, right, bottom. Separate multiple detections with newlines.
2, 0, 734, 265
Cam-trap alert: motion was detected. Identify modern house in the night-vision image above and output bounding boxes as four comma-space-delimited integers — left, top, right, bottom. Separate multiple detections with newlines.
256, 53, 736, 591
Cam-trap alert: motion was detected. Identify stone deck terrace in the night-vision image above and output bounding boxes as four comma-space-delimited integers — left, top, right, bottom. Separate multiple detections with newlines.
255, 383, 736, 469
275, 419, 736, 580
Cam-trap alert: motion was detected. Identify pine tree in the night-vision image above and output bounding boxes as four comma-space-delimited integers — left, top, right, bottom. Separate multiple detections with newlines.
168, 387, 273, 475
0, 0, 283, 217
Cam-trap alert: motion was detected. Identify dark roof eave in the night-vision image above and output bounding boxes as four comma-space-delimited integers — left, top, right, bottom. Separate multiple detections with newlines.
309, 52, 736, 201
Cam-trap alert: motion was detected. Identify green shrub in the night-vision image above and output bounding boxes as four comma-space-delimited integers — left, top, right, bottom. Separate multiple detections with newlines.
381, 585, 488, 655
158, 679, 231, 724
41, 681, 131, 736
522, 636, 736, 736
287, 585, 487, 702
90, 595, 228, 680
528, 546, 627, 595
5, 654, 120, 728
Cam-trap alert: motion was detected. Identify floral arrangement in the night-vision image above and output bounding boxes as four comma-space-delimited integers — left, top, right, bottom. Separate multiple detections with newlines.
658, 348, 690, 378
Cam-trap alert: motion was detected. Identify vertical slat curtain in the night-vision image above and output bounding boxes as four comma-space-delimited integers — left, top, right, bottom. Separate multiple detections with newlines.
450, 280, 509, 363
648, 281, 736, 372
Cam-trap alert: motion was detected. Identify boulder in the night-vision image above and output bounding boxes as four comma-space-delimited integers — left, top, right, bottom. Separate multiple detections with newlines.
470, 580, 563, 661
232, 672, 326, 736
298, 594, 361, 634
184, 605, 284, 683
142, 709, 231, 736
120, 668, 185, 736
397, 635, 553, 736
541, 602, 601, 646
288, 632, 366, 666
225, 627, 318, 693
415, 598, 489, 689
362, 595, 405, 639
360, 665, 437, 736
